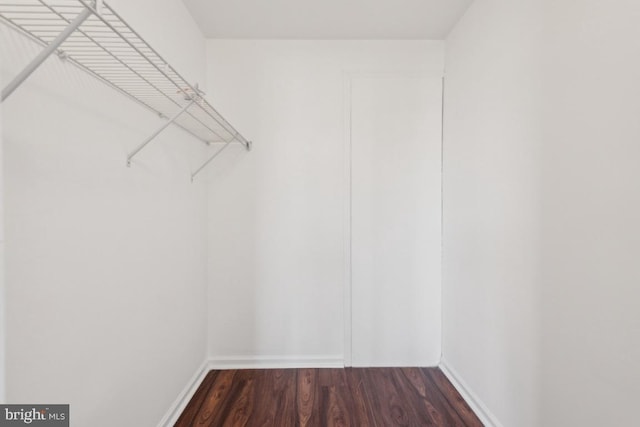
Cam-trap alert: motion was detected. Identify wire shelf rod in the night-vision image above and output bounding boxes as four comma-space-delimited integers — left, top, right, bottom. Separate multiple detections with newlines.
1, 5, 91, 101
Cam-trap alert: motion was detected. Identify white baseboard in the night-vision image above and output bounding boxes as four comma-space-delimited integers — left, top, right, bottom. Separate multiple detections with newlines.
208, 355, 344, 370
439, 359, 503, 427
157, 359, 211, 427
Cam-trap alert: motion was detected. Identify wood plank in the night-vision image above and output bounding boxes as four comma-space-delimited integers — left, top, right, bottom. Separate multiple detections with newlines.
323, 369, 353, 427
221, 374, 256, 427
295, 368, 317, 427
174, 370, 218, 427
270, 369, 296, 427
425, 368, 484, 427
360, 368, 413, 426
191, 369, 237, 426
394, 367, 464, 426
344, 368, 378, 427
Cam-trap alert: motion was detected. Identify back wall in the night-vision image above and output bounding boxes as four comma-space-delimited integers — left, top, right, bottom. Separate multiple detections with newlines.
203, 40, 445, 365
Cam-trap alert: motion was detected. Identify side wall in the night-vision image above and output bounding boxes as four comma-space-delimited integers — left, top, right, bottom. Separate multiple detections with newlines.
540, 1, 640, 425
444, 1, 640, 426
0, 0, 208, 425
0, 65, 4, 402
442, 1, 542, 426
204, 40, 444, 366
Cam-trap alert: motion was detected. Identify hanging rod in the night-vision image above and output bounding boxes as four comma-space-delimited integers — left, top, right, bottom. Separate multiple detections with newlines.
0, 0, 251, 176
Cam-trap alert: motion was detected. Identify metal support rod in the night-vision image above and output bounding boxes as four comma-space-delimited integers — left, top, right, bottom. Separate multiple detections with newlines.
127, 98, 196, 166
191, 139, 237, 181
1, 7, 93, 102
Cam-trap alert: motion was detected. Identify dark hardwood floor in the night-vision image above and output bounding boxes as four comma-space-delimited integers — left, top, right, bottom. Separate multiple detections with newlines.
175, 368, 482, 426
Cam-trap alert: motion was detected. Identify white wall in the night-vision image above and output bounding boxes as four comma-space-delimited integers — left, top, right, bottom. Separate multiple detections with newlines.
540, 1, 640, 425
442, 1, 542, 426
444, 0, 640, 426
0, 0, 208, 425
0, 69, 4, 402
204, 40, 444, 365
350, 75, 443, 366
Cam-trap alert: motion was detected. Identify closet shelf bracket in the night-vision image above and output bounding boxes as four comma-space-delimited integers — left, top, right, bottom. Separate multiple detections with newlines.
127, 95, 197, 167
191, 134, 251, 182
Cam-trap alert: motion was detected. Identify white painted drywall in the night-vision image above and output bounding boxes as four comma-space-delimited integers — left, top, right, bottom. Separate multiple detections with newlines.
350, 75, 442, 367
0, 0, 209, 425
442, 1, 542, 426
0, 65, 4, 402
204, 40, 444, 364
539, 1, 640, 425
444, 0, 640, 426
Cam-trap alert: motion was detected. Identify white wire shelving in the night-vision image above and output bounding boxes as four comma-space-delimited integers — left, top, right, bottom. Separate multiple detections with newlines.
0, 0, 251, 180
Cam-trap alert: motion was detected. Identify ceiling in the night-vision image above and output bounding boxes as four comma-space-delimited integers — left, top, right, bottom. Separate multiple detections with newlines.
181, 0, 473, 40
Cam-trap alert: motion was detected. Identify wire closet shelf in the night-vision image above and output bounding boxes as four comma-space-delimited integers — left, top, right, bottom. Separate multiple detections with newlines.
0, 0, 251, 180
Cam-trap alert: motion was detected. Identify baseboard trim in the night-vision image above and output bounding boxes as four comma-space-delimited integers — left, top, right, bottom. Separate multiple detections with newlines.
157, 359, 211, 427
208, 355, 344, 370
439, 359, 503, 427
